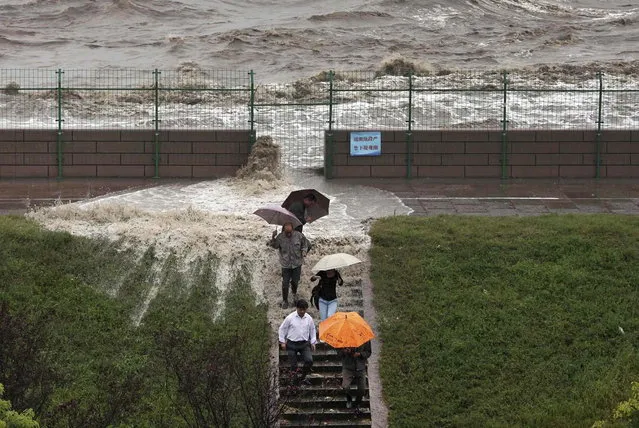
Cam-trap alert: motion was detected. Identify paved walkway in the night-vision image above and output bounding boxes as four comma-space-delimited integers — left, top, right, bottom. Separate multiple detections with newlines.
354, 178, 639, 216
0, 178, 178, 214
1, 178, 639, 216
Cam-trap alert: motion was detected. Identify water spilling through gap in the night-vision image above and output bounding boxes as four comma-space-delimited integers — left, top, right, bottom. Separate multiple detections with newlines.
28, 144, 411, 325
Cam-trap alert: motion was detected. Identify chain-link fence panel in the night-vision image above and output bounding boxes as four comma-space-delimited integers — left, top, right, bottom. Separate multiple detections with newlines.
253, 75, 330, 171
62, 69, 156, 128
0, 69, 58, 128
602, 75, 639, 129
508, 72, 600, 129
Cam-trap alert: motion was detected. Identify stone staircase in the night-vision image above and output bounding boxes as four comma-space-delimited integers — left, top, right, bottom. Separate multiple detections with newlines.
278, 284, 372, 427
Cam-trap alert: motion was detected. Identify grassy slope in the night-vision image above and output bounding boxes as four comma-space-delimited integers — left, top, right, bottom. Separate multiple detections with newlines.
370, 215, 639, 428
0, 216, 269, 427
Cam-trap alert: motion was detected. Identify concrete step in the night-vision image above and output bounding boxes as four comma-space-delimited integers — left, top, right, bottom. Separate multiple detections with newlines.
285, 396, 371, 410
279, 360, 342, 372
279, 373, 342, 386
281, 407, 372, 422
279, 353, 342, 363
279, 417, 372, 427
280, 385, 370, 397
280, 344, 337, 353
278, 278, 372, 428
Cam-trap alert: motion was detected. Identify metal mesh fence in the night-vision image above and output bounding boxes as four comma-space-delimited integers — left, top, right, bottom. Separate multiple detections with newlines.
159, 69, 251, 129
0, 68, 638, 170
332, 71, 409, 130
602, 75, 639, 129
62, 69, 156, 128
507, 72, 600, 129
0, 69, 58, 128
0, 68, 252, 129
253, 76, 329, 170
412, 71, 503, 129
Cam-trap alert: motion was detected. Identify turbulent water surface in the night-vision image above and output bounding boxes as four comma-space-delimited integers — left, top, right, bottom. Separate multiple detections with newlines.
1, 0, 637, 81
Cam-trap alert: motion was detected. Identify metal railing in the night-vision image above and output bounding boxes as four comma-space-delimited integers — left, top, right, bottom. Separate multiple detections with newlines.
1, 68, 638, 173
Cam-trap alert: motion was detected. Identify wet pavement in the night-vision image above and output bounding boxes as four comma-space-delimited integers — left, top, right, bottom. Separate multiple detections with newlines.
355, 178, 639, 216
0, 178, 178, 214
1, 177, 639, 216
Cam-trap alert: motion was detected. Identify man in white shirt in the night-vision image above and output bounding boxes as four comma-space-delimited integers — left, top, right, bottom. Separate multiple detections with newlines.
278, 299, 317, 382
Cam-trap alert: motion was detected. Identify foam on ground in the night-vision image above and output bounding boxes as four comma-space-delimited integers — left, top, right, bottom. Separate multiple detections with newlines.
28, 173, 410, 326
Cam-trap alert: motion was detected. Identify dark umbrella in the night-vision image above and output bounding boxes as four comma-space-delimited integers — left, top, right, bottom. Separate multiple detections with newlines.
253, 204, 303, 228
281, 189, 330, 222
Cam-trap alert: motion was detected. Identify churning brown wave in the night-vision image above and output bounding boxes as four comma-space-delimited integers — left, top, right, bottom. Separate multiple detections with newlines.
0, 0, 637, 82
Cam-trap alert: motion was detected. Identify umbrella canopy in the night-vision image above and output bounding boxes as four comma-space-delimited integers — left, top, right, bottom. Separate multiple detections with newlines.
253, 204, 302, 228
319, 312, 375, 349
281, 189, 330, 222
312, 253, 362, 273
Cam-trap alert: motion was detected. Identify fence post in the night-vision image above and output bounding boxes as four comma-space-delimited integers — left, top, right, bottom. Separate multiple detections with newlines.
325, 70, 335, 179
500, 71, 509, 180
55, 69, 64, 179
152, 69, 160, 178
595, 71, 604, 179
249, 70, 256, 152
406, 73, 414, 178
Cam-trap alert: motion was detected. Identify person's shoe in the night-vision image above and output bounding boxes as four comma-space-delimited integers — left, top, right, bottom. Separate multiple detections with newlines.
299, 377, 312, 386
280, 300, 288, 309
353, 398, 362, 409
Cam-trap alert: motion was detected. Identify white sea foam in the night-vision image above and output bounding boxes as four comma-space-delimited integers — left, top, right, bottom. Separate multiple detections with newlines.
28, 173, 411, 323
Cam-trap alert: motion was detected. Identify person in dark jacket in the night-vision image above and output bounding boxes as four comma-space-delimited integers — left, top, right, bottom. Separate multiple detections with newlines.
288, 193, 317, 232
268, 222, 310, 309
338, 340, 371, 408
310, 269, 343, 321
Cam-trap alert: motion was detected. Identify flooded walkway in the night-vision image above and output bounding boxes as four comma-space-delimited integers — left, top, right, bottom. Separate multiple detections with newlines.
347, 178, 639, 216
3, 177, 639, 216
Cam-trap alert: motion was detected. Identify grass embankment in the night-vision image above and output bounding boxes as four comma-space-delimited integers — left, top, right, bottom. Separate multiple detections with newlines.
0, 216, 272, 427
370, 215, 639, 427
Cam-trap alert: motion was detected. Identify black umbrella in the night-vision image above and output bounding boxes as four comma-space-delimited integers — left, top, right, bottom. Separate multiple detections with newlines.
281, 189, 330, 222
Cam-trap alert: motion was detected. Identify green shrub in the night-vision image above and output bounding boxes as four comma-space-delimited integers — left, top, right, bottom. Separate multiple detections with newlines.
0, 384, 39, 428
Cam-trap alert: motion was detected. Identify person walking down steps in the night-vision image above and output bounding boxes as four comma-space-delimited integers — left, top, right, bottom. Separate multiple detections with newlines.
269, 222, 309, 309
338, 340, 372, 409
310, 269, 344, 321
278, 299, 317, 384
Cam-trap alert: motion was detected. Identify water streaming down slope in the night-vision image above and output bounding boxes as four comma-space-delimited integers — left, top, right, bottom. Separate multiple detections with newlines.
29, 170, 411, 326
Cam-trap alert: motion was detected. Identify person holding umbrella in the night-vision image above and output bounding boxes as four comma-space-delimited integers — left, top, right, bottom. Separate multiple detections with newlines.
319, 312, 375, 409
310, 269, 344, 321
282, 189, 330, 233
287, 192, 317, 232
269, 221, 310, 309
338, 341, 372, 409
310, 253, 363, 319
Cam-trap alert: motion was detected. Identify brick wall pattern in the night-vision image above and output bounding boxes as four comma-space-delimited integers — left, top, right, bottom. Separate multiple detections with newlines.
325, 130, 639, 178
0, 129, 251, 178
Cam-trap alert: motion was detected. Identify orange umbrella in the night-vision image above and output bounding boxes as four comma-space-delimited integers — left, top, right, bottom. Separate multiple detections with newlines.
319, 312, 375, 348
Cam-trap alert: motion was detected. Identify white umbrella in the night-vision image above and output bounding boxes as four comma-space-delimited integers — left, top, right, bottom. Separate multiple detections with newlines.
312, 253, 362, 272
253, 204, 303, 228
